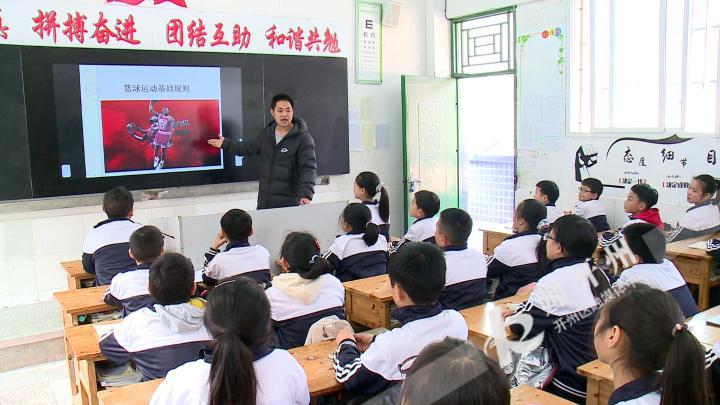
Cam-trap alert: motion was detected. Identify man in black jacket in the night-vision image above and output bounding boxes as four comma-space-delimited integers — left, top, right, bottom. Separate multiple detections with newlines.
209, 93, 317, 209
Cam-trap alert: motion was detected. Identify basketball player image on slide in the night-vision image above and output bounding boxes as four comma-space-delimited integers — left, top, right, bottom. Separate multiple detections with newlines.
149, 101, 176, 169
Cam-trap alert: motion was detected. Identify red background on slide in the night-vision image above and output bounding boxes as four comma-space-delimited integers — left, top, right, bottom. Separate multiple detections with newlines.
101, 99, 221, 173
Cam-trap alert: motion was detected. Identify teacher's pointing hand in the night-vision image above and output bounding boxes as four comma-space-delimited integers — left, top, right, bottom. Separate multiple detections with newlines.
207, 134, 224, 148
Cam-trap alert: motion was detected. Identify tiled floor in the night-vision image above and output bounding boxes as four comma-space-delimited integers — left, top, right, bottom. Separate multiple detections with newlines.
0, 361, 72, 405
0, 301, 62, 342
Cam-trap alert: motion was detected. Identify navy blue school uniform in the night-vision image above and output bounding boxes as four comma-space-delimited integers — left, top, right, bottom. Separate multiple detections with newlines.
607, 374, 661, 405
667, 200, 720, 243
202, 240, 272, 286
265, 273, 345, 349
332, 304, 468, 396
362, 200, 390, 241
508, 258, 607, 403
103, 263, 155, 317
708, 239, 720, 262
99, 299, 211, 381
82, 218, 142, 285
404, 217, 437, 243
322, 233, 388, 282
575, 200, 611, 232
439, 245, 488, 310
487, 231, 542, 299
613, 259, 697, 318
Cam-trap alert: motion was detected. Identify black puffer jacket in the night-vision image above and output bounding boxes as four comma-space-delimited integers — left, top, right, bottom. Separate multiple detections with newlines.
222, 116, 317, 209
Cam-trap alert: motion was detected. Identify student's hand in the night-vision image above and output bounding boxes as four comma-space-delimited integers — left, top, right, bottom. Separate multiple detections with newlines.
502, 309, 516, 320
335, 327, 356, 344
211, 232, 228, 250
517, 282, 537, 296
299, 197, 311, 205
354, 333, 374, 352
207, 134, 224, 148
390, 236, 402, 242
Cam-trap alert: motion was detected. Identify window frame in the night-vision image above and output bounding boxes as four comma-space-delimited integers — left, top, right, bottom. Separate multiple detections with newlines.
451, 7, 517, 79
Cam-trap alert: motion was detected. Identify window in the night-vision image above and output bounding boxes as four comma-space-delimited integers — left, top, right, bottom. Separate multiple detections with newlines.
452, 10, 515, 76
570, 0, 720, 135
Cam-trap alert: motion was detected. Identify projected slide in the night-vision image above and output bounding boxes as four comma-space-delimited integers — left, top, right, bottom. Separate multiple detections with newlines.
79, 65, 223, 178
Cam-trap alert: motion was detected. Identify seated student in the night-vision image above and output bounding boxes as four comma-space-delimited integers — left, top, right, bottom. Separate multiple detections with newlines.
389, 190, 441, 254
82, 186, 142, 285
434, 208, 488, 310
488, 199, 546, 300
202, 208, 271, 286
575, 178, 611, 232
332, 242, 468, 400
594, 284, 710, 405
104, 225, 164, 316
100, 253, 212, 381
399, 337, 510, 405
506, 215, 610, 403
622, 183, 663, 229
534, 180, 563, 224
323, 203, 388, 282
150, 277, 310, 405
667, 174, 720, 243
266, 232, 345, 349
354, 171, 391, 241
612, 223, 697, 317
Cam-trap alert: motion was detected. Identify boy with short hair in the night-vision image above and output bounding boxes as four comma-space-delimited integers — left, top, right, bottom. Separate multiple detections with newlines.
622, 183, 663, 229
332, 242, 468, 397
389, 190, 440, 254
104, 225, 164, 316
574, 178, 610, 232
82, 186, 142, 285
534, 180, 563, 223
434, 208, 488, 310
99, 253, 211, 381
202, 209, 271, 286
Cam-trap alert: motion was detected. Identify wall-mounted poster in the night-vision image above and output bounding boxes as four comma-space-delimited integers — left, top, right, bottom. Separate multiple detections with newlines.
356, 0, 382, 84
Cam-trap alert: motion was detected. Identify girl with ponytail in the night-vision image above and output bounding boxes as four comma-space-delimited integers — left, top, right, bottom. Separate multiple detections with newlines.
150, 278, 310, 405
354, 171, 391, 240
323, 203, 388, 281
667, 174, 720, 243
266, 232, 345, 349
593, 284, 710, 405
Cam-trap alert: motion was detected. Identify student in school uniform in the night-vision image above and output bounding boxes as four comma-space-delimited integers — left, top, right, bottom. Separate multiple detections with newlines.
202, 208, 271, 286
505, 215, 610, 403
354, 171, 391, 241
82, 186, 142, 285
534, 180, 563, 224
332, 242, 468, 400
388, 190, 441, 254
488, 199, 546, 300
266, 232, 345, 349
622, 183, 663, 229
150, 277, 310, 405
575, 178, 611, 232
399, 337, 511, 405
99, 253, 212, 381
612, 223, 697, 318
434, 208, 488, 310
667, 174, 720, 243
104, 225, 164, 316
594, 284, 710, 405
322, 203, 388, 282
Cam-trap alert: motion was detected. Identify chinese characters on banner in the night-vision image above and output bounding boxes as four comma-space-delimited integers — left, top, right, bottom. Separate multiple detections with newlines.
0, 0, 347, 57
356, 1, 382, 83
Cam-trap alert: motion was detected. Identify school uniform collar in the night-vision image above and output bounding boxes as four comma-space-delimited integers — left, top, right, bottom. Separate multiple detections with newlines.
546, 204, 556, 207
134, 262, 152, 271
225, 240, 250, 251
442, 244, 468, 252
688, 199, 713, 212
506, 230, 537, 240
94, 217, 135, 228
391, 303, 443, 325
413, 217, 434, 225
608, 374, 660, 405
548, 257, 587, 271
362, 200, 378, 206
346, 230, 365, 236
201, 345, 273, 364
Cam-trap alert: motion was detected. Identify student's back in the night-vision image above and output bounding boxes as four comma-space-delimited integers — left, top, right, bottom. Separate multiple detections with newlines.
355, 171, 391, 241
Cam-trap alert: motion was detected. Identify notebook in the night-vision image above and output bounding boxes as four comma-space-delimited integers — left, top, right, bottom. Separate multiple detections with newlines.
706, 314, 720, 328
688, 241, 708, 250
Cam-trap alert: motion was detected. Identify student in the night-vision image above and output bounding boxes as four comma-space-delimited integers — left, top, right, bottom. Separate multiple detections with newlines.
266, 232, 345, 349
534, 180, 563, 224
667, 174, 720, 243
488, 199, 546, 299
322, 203, 388, 282
388, 190, 441, 254
104, 225, 164, 316
594, 284, 710, 405
399, 337, 511, 405
506, 215, 610, 403
434, 208, 488, 310
100, 253, 211, 381
612, 223, 697, 318
82, 186, 142, 285
332, 242, 468, 399
202, 209, 271, 286
622, 183, 663, 229
150, 278, 310, 405
575, 178, 611, 232
354, 171, 391, 241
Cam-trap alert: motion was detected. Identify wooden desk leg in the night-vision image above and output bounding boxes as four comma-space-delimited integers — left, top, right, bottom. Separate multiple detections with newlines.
585, 378, 600, 405
78, 359, 99, 405
699, 275, 710, 311
68, 274, 81, 291
61, 312, 79, 395
379, 302, 391, 329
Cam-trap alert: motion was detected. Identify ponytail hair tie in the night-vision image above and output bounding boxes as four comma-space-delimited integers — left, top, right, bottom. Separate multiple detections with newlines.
366, 221, 373, 228
536, 219, 549, 232
314, 240, 321, 250
672, 323, 688, 337
309, 254, 319, 265
376, 183, 385, 194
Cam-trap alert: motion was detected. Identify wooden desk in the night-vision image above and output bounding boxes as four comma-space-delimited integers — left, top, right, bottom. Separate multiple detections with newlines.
62, 260, 95, 290
510, 384, 575, 404
344, 275, 394, 329
478, 223, 513, 256
688, 304, 720, 346
666, 233, 720, 311
461, 293, 528, 359
66, 321, 121, 405
98, 379, 161, 405
289, 340, 343, 397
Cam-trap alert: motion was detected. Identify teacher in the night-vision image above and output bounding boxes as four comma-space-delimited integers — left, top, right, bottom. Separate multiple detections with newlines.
208, 93, 317, 210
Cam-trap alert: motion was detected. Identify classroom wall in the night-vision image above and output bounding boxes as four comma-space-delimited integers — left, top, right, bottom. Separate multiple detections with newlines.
0, 0, 441, 308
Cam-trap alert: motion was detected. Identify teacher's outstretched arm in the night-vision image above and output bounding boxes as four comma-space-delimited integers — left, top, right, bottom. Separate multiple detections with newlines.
207, 133, 262, 157
297, 134, 317, 205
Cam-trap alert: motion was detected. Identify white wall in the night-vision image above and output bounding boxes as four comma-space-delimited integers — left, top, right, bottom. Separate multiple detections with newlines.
0, 0, 434, 308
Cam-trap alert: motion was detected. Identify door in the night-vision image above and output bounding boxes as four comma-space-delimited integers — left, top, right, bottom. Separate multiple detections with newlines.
401, 76, 459, 230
